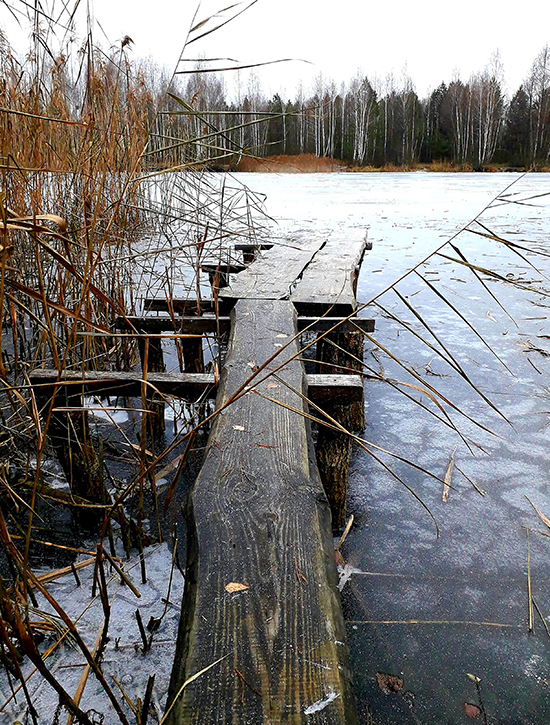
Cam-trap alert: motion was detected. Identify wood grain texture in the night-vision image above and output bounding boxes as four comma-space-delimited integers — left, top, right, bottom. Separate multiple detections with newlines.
220, 237, 326, 301
166, 299, 357, 724
290, 230, 368, 313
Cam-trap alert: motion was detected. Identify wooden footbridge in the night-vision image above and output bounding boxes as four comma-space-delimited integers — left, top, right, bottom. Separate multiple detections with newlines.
31, 229, 373, 724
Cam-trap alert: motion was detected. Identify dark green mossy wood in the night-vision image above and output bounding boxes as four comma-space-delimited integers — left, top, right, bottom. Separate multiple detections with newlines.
165, 299, 357, 724
315, 329, 365, 531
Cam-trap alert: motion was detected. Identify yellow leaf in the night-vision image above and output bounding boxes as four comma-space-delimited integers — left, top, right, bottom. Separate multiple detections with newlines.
225, 582, 249, 593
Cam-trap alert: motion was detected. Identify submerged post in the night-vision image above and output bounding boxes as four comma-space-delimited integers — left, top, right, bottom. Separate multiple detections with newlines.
36, 384, 107, 531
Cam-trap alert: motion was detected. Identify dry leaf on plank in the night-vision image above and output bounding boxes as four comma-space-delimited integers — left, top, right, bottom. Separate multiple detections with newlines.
225, 582, 249, 593
376, 672, 403, 695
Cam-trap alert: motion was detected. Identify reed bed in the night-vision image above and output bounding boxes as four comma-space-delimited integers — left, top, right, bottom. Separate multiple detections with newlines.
0, 3, 273, 721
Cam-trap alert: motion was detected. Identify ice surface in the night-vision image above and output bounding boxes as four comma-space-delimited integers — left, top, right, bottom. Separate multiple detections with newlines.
3, 172, 550, 724
1, 543, 184, 723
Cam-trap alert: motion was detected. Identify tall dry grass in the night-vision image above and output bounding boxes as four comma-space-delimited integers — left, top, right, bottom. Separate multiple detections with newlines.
236, 152, 344, 173
0, 3, 271, 721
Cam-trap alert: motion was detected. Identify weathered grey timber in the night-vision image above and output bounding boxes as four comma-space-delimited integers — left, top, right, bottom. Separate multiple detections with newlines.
28, 370, 215, 401
28, 370, 363, 405
165, 299, 357, 724
116, 315, 374, 335
116, 315, 230, 333
143, 297, 233, 315
220, 236, 326, 301
290, 229, 368, 313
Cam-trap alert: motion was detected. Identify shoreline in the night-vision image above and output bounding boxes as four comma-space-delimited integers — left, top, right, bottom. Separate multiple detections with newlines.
226, 153, 548, 174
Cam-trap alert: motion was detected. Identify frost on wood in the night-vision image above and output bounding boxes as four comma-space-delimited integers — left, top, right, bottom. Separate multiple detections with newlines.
303, 688, 341, 715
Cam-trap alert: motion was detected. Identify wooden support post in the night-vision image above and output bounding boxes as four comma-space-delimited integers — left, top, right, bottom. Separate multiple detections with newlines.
234, 243, 274, 264
241, 248, 255, 264
37, 386, 107, 532
180, 335, 204, 373
165, 299, 357, 724
315, 327, 365, 531
138, 336, 166, 436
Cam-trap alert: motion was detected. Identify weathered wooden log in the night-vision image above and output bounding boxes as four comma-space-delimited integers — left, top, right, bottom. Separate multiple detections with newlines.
138, 336, 166, 435
165, 299, 357, 724
315, 328, 365, 531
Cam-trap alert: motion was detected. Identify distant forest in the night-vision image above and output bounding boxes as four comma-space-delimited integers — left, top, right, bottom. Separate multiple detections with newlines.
165, 46, 550, 170
1, 37, 549, 171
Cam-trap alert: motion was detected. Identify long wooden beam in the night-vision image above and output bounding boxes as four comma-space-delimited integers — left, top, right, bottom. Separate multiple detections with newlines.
28, 369, 364, 404
165, 298, 357, 723
115, 315, 375, 334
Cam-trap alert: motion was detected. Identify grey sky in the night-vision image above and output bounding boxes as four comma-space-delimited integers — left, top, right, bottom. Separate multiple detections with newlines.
2, 0, 549, 98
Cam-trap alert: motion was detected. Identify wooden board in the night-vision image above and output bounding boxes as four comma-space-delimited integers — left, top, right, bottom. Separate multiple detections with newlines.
115, 315, 232, 334
220, 236, 326, 301
165, 299, 357, 724
290, 229, 368, 314
29, 370, 364, 405
28, 370, 215, 401
143, 298, 234, 315
115, 315, 374, 335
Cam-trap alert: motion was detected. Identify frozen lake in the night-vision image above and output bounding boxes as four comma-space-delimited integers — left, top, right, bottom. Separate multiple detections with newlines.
3, 171, 550, 724
233, 171, 550, 724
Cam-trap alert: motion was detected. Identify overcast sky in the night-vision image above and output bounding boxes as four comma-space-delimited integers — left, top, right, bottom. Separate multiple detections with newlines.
2, 0, 549, 99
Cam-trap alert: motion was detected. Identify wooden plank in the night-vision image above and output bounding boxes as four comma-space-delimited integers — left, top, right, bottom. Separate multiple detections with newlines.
200, 262, 247, 274
115, 315, 231, 334
201, 262, 247, 290
115, 315, 374, 334
28, 370, 215, 401
234, 243, 274, 252
143, 298, 234, 315
28, 370, 363, 404
300, 316, 374, 333
234, 243, 274, 263
290, 229, 368, 313
165, 299, 357, 724
308, 373, 363, 403
220, 236, 326, 301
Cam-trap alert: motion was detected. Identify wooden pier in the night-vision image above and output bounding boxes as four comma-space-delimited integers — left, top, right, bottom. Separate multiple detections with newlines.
32, 229, 372, 723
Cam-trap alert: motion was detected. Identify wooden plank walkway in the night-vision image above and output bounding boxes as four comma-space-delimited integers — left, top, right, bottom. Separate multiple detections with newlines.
31, 226, 373, 724
220, 236, 326, 301
165, 299, 357, 724
290, 230, 368, 314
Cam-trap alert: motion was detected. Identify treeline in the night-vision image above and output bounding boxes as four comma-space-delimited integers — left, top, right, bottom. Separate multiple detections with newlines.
169, 47, 550, 170
1, 33, 549, 171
